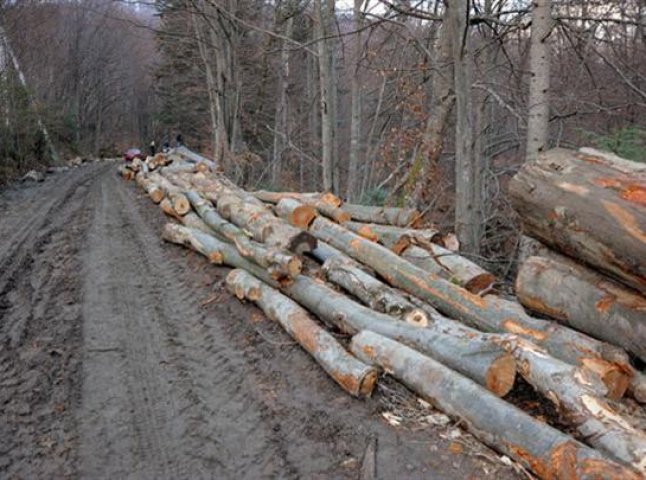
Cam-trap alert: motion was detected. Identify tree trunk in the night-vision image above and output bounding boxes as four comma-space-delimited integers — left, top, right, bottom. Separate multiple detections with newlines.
272, 13, 294, 186
350, 331, 640, 480
226, 269, 377, 397
340, 204, 422, 227
509, 148, 646, 295
306, 215, 632, 397
517, 253, 646, 363
525, 0, 552, 163
346, 0, 363, 202
186, 191, 301, 279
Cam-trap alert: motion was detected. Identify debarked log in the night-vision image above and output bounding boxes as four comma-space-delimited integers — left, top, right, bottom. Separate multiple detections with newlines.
307, 216, 632, 398
185, 191, 301, 279
517, 254, 646, 364
508, 148, 646, 295
225, 269, 377, 397
339, 203, 422, 227
350, 331, 641, 480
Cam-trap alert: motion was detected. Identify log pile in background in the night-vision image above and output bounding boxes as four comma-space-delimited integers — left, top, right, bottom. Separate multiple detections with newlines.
119, 147, 646, 479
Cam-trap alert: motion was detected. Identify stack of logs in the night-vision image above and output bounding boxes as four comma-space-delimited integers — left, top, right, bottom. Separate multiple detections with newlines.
118, 146, 646, 480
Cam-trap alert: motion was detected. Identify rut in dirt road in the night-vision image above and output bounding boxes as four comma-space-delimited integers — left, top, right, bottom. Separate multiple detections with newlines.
0, 163, 520, 480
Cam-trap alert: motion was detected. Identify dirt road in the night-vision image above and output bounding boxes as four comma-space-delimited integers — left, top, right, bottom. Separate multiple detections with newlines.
0, 163, 520, 479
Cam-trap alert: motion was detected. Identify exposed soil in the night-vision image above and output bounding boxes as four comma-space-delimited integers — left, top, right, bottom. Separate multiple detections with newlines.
0, 162, 523, 479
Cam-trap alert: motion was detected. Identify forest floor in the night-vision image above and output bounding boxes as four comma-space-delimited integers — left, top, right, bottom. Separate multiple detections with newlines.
0, 161, 523, 480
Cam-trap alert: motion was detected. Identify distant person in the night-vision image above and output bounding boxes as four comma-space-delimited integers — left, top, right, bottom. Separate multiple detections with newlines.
176, 134, 183, 148
149, 140, 156, 156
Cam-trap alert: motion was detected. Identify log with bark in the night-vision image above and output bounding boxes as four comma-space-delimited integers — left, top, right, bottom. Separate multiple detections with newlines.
509, 148, 646, 295
517, 253, 646, 364
339, 203, 422, 227
275, 198, 318, 229
253, 190, 342, 207
350, 331, 641, 480
343, 221, 441, 252
135, 172, 163, 203
225, 269, 377, 397
174, 146, 217, 170
306, 215, 632, 398
185, 191, 301, 280
160, 225, 516, 396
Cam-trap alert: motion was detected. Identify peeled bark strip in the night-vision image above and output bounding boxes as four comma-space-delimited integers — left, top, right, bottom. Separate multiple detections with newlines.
322, 256, 429, 326
344, 221, 441, 251
275, 198, 318, 229
254, 190, 342, 207
509, 148, 646, 295
401, 244, 496, 294
225, 269, 377, 397
186, 191, 301, 279
308, 216, 632, 397
350, 331, 640, 480
340, 203, 422, 227
161, 223, 223, 264
517, 254, 646, 363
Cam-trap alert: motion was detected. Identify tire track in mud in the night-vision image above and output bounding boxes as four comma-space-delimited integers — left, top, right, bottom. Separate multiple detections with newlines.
0, 164, 103, 478
77, 172, 295, 479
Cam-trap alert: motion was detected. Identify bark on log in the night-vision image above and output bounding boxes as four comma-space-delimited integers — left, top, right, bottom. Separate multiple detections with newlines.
161, 225, 515, 396
344, 221, 441, 252
186, 191, 301, 279
401, 244, 496, 294
517, 254, 646, 364
159, 198, 182, 221
253, 190, 342, 207
161, 223, 224, 264
508, 148, 646, 295
136, 172, 163, 204
350, 331, 641, 480
225, 269, 377, 397
272, 196, 349, 224
307, 215, 632, 397
180, 212, 212, 233
174, 146, 217, 170
340, 204, 422, 227
322, 256, 430, 326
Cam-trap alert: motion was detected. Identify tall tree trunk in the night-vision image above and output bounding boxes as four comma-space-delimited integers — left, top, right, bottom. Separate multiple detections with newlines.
525, 0, 552, 163
272, 12, 294, 186
346, 0, 363, 202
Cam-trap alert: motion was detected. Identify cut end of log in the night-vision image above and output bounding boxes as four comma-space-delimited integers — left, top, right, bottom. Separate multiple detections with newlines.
356, 225, 378, 242
287, 257, 303, 279
320, 192, 342, 208
358, 368, 379, 398
463, 274, 496, 294
486, 354, 516, 397
287, 231, 318, 254
195, 162, 210, 173
289, 205, 318, 229
149, 188, 164, 204
208, 251, 224, 264
159, 198, 181, 221
407, 211, 424, 228
404, 309, 429, 327
390, 235, 411, 255
581, 357, 630, 400
172, 194, 191, 216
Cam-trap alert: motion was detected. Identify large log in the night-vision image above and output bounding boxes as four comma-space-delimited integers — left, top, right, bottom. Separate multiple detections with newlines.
508, 148, 646, 295
253, 190, 342, 207
225, 269, 377, 397
160, 225, 515, 396
185, 191, 301, 280
339, 203, 422, 227
350, 331, 641, 480
274, 198, 318, 229
306, 215, 632, 397
273, 196, 349, 224
517, 254, 646, 364
174, 146, 217, 170
401, 244, 496, 294
161, 223, 223, 264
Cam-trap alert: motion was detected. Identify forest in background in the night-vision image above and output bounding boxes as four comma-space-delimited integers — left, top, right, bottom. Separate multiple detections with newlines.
1, 0, 645, 266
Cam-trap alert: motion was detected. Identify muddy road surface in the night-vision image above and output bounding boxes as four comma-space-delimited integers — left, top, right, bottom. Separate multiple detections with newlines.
0, 162, 521, 479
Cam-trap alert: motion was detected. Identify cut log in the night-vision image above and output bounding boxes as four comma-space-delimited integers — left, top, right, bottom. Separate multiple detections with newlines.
174, 146, 217, 170
340, 203, 422, 227
225, 269, 377, 397
161, 223, 223, 264
217, 194, 317, 254
350, 331, 641, 480
401, 244, 496, 294
508, 148, 646, 295
181, 212, 217, 234
322, 256, 430, 326
159, 198, 182, 221
275, 198, 318, 229
517, 254, 646, 363
161, 225, 515, 396
629, 372, 646, 404
253, 190, 342, 207
136, 172, 163, 204
170, 192, 191, 216
185, 191, 301, 280
307, 215, 632, 397
343, 221, 441, 253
